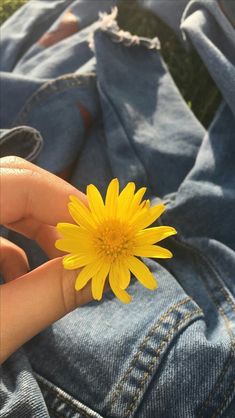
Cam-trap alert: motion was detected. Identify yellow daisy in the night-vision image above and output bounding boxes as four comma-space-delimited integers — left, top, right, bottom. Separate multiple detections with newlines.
55, 179, 176, 303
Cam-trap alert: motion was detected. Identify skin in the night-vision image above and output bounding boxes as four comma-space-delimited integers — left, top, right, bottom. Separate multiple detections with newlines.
0, 156, 93, 364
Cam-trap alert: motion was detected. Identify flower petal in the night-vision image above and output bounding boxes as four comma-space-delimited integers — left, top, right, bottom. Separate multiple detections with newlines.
131, 203, 165, 230
75, 259, 102, 291
133, 245, 173, 258
117, 182, 135, 220
63, 254, 94, 270
109, 264, 132, 303
68, 196, 97, 230
126, 256, 157, 290
105, 178, 119, 218
140, 199, 150, 210
87, 184, 106, 223
117, 260, 131, 289
135, 226, 177, 245
127, 187, 147, 220
56, 222, 88, 238
91, 262, 111, 301
55, 238, 93, 254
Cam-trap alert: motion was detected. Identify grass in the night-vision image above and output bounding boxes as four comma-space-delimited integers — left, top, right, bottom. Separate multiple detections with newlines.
0, 0, 27, 24
0, 0, 220, 127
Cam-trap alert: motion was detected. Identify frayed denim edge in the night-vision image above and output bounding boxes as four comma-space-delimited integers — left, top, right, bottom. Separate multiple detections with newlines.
89, 7, 161, 50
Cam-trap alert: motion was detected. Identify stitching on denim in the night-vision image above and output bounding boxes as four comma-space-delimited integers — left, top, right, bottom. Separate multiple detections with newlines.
16, 74, 95, 124
196, 309, 235, 417
165, 236, 235, 417
108, 297, 195, 407
37, 378, 82, 414
47, 405, 64, 418
0, 127, 27, 144
35, 373, 98, 418
173, 239, 235, 417
48, 403, 90, 418
125, 308, 203, 417
14, 73, 96, 126
0, 127, 43, 161
198, 306, 235, 417
109, 297, 192, 406
197, 250, 235, 311
212, 378, 235, 418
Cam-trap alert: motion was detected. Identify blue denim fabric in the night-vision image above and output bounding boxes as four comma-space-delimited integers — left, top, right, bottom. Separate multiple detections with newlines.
138, 0, 190, 37
1, 1, 235, 417
0, 126, 43, 161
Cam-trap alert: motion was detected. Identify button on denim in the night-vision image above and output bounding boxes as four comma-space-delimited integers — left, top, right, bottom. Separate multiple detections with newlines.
0, 1, 235, 417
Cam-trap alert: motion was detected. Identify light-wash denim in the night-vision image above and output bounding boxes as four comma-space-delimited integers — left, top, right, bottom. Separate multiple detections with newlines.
0, 1, 235, 417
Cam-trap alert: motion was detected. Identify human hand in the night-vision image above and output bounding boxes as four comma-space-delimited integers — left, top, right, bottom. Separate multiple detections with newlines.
0, 156, 92, 364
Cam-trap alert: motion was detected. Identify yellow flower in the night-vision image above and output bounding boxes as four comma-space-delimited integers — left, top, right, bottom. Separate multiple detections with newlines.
55, 179, 176, 303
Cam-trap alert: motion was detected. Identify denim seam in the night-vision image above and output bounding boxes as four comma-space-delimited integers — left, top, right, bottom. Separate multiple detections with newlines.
182, 243, 235, 418
212, 378, 235, 418
201, 257, 235, 311
13, 73, 96, 126
201, 304, 235, 417
38, 379, 88, 416
165, 236, 235, 417
210, 313, 235, 418
47, 404, 90, 418
108, 297, 200, 410
125, 308, 203, 417
197, 270, 235, 417
108, 297, 191, 405
0, 126, 43, 161
47, 405, 63, 418
35, 373, 99, 418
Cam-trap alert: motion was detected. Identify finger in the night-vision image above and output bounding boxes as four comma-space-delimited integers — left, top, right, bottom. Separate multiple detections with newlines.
0, 257, 92, 364
0, 156, 87, 226
6, 219, 62, 259
0, 237, 29, 282
0, 155, 42, 171
0, 155, 73, 182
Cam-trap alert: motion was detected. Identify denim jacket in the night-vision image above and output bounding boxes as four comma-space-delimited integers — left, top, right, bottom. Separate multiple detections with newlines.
0, 1, 235, 417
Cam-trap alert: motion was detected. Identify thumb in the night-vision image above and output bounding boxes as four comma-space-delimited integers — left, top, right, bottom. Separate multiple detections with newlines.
0, 258, 92, 363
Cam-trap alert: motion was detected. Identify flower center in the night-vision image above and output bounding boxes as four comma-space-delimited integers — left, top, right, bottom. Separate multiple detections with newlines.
94, 219, 134, 261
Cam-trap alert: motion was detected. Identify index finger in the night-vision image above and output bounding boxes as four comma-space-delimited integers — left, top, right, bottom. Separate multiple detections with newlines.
0, 156, 86, 226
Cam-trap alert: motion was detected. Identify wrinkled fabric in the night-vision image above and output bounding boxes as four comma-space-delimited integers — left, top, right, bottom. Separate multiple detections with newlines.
0, 126, 43, 160
0, 1, 235, 417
